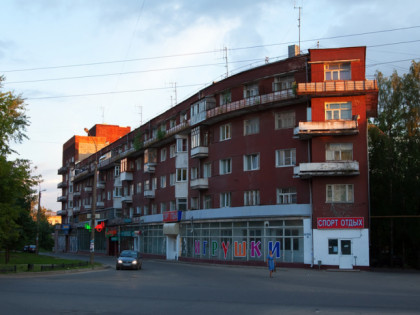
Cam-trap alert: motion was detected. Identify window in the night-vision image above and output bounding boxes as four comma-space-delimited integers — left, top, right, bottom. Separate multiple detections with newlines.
325, 102, 352, 120
160, 202, 166, 212
219, 159, 232, 175
220, 124, 231, 141
275, 111, 295, 129
177, 198, 187, 211
144, 205, 149, 215
328, 239, 338, 255
220, 90, 232, 105
273, 76, 294, 92
176, 168, 187, 182
136, 183, 142, 194
114, 165, 120, 177
136, 206, 141, 215
277, 187, 297, 204
169, 118, 176, 129
220, 192, 231, 207
160, 148, 167, 162
326, 143, 353, 161
176, 138, 187, 152
136, 159, 142, 171
170, 144, 176, 158
152, 177, 157, 190
170, 173, 176, 186
114, 187, 122, 197
191, 127, 200, 148
160, 175, 166, 188
191, 168, 198, 180
244, 190, 260, 206
324, 62, 351, 81
276, 149, 296, 167
203, 163, 211, 178
243, 83, 259, 98
244, 153, 260, 171
170, 200, 176, 211
244, 118, 259, 135
204, 195, 212, 209
144, 180, 150, 191
191, 197, 199, 210
151, 204, 157, 215
326, 184, 354, 203
107, 191, 112, 200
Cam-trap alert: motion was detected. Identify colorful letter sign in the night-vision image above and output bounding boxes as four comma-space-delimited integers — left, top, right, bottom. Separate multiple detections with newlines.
317, 217, 364, 229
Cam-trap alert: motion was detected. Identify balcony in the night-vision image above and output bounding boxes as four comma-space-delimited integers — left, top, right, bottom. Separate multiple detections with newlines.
73, 206, 80, 213
121, 195, 133, 203
144, 163, 156, 173
96, 201, 105, 208
294, 161, 359, 178
97, 181, 105, 189
57, 195, 67, 202
144, 190, 155, 199
73, 191, 81, 197
84, 186, 93, 192
190, 146, 209, 159
84, 204, 92, 210
120, 172, 133, 181
190, 178, 209, 190
57, 181, 67, 189
293, 120, 358, 139
57, 210, 67, 216
57, 166, 68, 175
297, 80, 378, 96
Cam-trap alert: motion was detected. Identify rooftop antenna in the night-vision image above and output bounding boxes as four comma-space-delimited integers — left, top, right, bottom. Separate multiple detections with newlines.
294, 1, 302, 53
100, 105, 105, 123
169, 82, 177, 106
224, 46, 229, 78
136, 105, 143, 126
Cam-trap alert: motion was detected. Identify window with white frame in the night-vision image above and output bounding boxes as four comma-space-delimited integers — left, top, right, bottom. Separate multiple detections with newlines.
160, 202, 166, 212
152, 177, 157, 190
325, 102, 352, 120
170, 173, 176, 186
176, 138, 187, 152
220, 124, 231, 141
203, 163, 211, 178
177, 198, 187, 211
191, 167, 198, 180
326, 184, 354, 203
160, 175, 167, 188
160, 148, 167, 162
244, 153, 260, 171
204, 195, 212, 209
220, 192, 231, 207
136, 159, 142, 171
277, 187, 297, 204
169, 118, 176, 129
276, 149, 296, 167
144, 205, 149, 215
107, 191, 112, 200
114, 187, 122, 197
176, 168, 187, 182
114, 165, 120, 177
170, 144, 176, 158
191, 127, 200, 148
136, 182, 142, 194
243, 83, 259, 98
244, 118, 259, 135
170, 200, 176, 211
244, 190, 260, 206
275, 111, 295, 129
191, 197, 199, 210
220, 90, 232, 105
136, 206, 141, 215
324, 62, 351, 81
144, 180, 150, 191
151, 204, 157, 214
326, 143, 353, 161
219, 158, 232, 175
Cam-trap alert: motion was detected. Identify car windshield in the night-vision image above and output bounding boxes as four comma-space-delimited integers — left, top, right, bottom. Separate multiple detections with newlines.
120, 250, 137, 257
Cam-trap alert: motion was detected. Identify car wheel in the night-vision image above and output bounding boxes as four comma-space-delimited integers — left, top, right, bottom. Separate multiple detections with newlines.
116, 265, 119, 270
138, 264, 142, 270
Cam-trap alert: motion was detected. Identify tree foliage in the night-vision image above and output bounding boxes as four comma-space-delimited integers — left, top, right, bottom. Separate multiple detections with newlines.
0, 76, 40, 263
369, 61, 420, 268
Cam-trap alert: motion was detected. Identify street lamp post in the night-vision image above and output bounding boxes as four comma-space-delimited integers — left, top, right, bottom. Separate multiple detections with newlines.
84, 128, 98, 267
36, 187, 46, 255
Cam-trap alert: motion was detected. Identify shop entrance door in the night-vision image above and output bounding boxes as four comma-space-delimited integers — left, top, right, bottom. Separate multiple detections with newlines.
339, 239, 353, 269
166, 235, 178, 260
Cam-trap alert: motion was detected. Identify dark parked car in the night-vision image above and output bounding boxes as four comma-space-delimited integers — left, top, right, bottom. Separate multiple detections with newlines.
116, 250, 143, 270
23, 245, 36, 253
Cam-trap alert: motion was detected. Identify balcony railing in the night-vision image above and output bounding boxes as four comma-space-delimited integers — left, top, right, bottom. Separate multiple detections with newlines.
297, 80, 378, 95
73, 191, 81, 197
190, 146, 209, 159
57, 195, 67, 202
84, 186, 93, 192
73, 206, 80, 213
97, 181, 105, 189
120, 172, 133, 181
121, 195, 133, 203
294, 120, 358, 139
294, 161, 359, 178
144, 163, 156, 173
190, 178, 209, 190
96, 201, 105, 208
144, 190, 155, 198
57, 181, 67, 189
57, 166, 68, 175
57, 210, 67, 216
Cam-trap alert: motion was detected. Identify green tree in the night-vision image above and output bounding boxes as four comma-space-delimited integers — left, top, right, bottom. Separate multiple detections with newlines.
0, 76, 39, 263
369, 61, 420, 268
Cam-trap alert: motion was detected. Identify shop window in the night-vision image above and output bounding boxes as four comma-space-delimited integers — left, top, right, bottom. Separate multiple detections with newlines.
325, 102, 352, 120
326, 143, 353, 161
324, 62, 351, 81
328, 239, 338, 255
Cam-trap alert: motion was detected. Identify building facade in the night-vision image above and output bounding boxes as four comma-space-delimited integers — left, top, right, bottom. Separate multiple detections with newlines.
57, 46, 378, 269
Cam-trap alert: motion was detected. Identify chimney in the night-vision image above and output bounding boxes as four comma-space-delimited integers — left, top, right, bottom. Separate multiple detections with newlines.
288, 45, 300, 58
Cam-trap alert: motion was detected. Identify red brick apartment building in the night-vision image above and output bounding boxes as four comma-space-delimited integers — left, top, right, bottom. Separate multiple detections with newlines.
56, 46, 378, 269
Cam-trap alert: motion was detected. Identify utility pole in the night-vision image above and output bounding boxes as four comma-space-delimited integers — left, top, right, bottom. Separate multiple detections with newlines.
224, 46, 229, 78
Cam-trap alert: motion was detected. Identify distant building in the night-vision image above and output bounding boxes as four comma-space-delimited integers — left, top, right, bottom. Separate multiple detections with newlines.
46, 210, 62, 226
56, 46, 378, 269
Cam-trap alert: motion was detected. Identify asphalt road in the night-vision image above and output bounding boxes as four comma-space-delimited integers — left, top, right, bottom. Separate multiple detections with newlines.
1, 253, 419, 315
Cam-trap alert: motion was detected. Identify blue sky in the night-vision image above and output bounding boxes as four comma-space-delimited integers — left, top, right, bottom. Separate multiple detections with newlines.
1, 0, 419, 211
